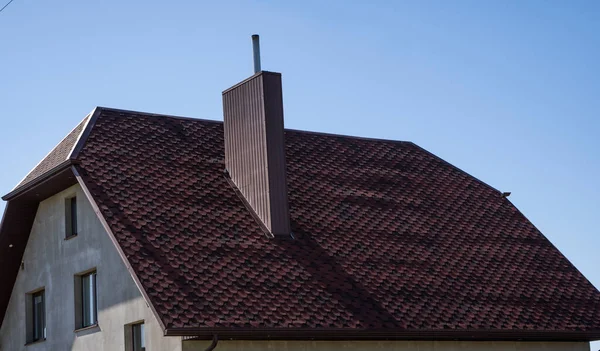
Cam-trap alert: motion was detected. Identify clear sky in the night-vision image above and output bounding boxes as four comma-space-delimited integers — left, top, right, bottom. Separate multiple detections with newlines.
1, 0, 599, 347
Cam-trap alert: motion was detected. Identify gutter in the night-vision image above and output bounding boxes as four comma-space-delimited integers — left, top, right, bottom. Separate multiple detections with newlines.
166, 328, 600, 342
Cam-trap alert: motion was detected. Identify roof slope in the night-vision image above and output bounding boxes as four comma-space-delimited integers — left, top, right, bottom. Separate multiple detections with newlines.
70, 108, 600, 337
14, 115, 89, 189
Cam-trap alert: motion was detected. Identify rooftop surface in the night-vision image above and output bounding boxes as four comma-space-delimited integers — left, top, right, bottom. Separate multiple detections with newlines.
2, 107, 600, 340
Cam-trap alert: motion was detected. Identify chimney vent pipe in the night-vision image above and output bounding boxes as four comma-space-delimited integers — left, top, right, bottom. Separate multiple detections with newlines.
252, 34, 261, 73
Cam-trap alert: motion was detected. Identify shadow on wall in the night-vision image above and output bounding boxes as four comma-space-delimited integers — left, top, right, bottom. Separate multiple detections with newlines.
63, 293, 144, 350
60, 185, 150, 350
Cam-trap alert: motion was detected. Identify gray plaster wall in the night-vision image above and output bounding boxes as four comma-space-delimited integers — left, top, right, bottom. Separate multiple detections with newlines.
183, 340, 590, 351
0, 184, 181, 351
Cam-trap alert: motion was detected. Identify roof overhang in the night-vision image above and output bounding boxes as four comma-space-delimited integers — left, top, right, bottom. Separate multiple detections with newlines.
170, 328, 600, 342
0, 165, 78, 323
2, 160, 78, 201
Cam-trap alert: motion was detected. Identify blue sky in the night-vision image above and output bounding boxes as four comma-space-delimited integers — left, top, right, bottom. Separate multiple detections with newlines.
1, 0, 599, 346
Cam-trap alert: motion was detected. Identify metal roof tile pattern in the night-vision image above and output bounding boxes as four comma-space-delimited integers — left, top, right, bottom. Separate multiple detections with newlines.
75, 108, 600, 333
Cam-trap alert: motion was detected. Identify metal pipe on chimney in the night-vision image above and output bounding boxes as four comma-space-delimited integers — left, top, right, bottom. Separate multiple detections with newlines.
252, 34, 261, 73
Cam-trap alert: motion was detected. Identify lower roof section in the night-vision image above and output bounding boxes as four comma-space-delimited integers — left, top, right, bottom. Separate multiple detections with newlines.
170, 328, 600, 342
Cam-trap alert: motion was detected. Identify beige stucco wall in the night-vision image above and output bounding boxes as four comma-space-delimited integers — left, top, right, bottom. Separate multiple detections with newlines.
184, 340, 589, 351
0, 184, 181, 351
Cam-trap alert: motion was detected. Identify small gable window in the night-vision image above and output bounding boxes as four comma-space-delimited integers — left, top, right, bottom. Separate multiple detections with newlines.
65, 196, 78, 238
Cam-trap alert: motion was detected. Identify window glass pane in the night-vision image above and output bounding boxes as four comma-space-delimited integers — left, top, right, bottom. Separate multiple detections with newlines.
132, 323, 145, 351
82, 274, 90, 325
71, 197, 77, 235
81, 272, 97, 327
32, 291, 45, 341
66, 197, 78, 237
92, 272, 97, 324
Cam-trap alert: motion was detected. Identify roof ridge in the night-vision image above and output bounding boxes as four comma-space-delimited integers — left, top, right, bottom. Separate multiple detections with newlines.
93, 106, 506, 195
10, 105, 502, 200
284, 128, 410, 145
96, 106, 222, 125
67, 107, 98, 160
95, 106, 414, 145
409, 142, 502, 194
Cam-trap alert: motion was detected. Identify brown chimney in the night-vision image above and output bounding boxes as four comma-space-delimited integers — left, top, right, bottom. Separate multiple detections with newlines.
222, 36, 291, 238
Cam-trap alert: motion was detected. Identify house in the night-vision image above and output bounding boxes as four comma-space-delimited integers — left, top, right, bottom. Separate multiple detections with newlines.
1, 38, 600, 351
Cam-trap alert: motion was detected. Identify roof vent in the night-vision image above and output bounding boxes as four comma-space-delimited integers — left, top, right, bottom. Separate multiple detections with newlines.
222, 35, 291, 238
252, 34, 261, 73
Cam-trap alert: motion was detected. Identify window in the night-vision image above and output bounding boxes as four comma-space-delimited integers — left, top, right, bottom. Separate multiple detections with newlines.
65, 196, 78, 238
75, 270, 97, 329
125, 322, 145, 351
82, 272, 97, 327
26, 289, 45, 343
132, 323, 145, 351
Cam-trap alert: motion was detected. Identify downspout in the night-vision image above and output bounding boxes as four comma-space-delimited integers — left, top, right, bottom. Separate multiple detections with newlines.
204, 334, 219, 351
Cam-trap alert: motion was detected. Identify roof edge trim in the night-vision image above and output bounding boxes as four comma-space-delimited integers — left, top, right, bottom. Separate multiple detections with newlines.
222, 71, 281, 95
505, 197, 600, 293
73, 166, 168, 332
408, 142, 501, 194
68, 107, 101, 160
97, 106, 222, 124
0, 202, 10, 244
2, 159, 78, 201
284, 128, 412, 145
10, 113, 91, 192
168, 328, 600, 341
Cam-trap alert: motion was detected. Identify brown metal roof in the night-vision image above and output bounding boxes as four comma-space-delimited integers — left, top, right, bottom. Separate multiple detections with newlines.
1, 107, 600, 341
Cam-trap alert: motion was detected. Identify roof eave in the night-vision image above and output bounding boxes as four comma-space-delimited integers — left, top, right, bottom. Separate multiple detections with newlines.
168, 328, 600, 342
4, 107, 100, 201
2, 159, 79, 201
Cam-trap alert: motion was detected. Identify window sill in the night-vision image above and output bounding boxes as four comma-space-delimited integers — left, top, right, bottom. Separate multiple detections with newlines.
74, 323, 99, 333
64, 234, 78, 241
25, 338, 46, 346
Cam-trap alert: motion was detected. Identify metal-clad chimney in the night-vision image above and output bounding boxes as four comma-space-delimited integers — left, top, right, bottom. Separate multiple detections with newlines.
222, 35, 291, 238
